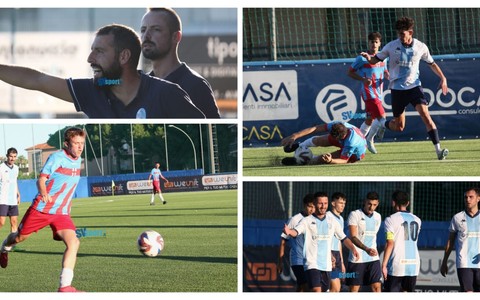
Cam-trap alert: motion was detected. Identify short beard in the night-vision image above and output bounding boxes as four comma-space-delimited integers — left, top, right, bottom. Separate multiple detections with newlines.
94, 61, 123, 88
142, 47, 169, 61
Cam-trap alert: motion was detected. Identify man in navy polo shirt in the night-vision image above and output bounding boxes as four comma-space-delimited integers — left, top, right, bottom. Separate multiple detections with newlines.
0, 24, 205, 119
140, 8, 220, 118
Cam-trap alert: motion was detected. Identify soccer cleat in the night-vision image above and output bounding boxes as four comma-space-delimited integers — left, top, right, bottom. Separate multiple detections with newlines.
376, 126, 385, 141
366, 141, 378, 154
281, 157, 299, 166
149, 202, 155, 206
163, 200, 167, 205
437, 148, 449, 160
283, 142, 299, 153
0, 251, 8, 268
58, 286, 84, 292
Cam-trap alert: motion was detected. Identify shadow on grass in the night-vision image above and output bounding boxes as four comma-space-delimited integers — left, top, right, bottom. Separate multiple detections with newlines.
13, 250, 236, 264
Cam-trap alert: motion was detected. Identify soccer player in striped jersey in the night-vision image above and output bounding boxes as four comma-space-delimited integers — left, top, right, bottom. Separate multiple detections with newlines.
148, 162, 169, 205
0, 127, 85, 292
277, 193, 315, 292
348, 32, 389, 154
346, 191, 382, 292
326, 192, 347, 292
441, 187, 480, 292
382, 190, 421, 292
283, 192, 360, 292
281, 121, 366, 165
361, 16, 449, 160
0, 148, 21, 235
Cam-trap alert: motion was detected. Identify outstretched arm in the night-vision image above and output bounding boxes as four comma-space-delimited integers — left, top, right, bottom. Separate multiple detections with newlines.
0, 64, 73, 102
281, 124, 328, 148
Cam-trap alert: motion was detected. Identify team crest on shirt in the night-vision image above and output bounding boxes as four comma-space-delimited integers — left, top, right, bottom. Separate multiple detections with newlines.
136, 108, 147, 119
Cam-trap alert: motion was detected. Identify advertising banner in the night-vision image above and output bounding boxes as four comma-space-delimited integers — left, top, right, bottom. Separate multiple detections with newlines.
243, 55, 480, 146
90, 174, 237, 197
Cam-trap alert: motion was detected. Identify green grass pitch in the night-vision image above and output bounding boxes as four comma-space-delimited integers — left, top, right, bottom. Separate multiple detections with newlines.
0, 190, 237, 292
243, 139, 480, 176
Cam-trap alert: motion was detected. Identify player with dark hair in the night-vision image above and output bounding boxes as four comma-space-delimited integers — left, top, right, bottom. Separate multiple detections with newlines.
280, 121, 366, 165
346, 191, 382, 292
382, 190, 421, 292
326, 192, 347, 292
0, 127, 86, 292
283, 192, 360, 292
278, 193, 316, 292
361, 16, 449, 160
348, 31, 389, 154
0, 24, 205, 119
0, 148, 21, 236
141, 8, 220, 118
441, 187, 480, 292
148, 162, 169, 205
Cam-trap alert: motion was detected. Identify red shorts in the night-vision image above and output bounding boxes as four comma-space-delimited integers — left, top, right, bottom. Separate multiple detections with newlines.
18, 207, 76, 241
152, 180, 161, 193
364, 99, 385, 120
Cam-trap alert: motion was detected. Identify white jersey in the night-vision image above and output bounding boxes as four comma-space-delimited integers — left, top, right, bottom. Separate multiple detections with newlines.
347, 209, 381, 263
294, 213, 346, 271
375, 38, 434, 90
0, 162, 19, 206
327, 211, 344, 252
449, 210, 480, 269
281, 212, 308, 266
384, 211, 422, 276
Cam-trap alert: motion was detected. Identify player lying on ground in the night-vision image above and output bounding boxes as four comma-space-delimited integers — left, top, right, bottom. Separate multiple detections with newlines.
280, 121, 366, 166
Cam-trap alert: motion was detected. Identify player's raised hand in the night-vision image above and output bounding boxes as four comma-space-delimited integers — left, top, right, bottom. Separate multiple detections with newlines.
360, 52, 371, 60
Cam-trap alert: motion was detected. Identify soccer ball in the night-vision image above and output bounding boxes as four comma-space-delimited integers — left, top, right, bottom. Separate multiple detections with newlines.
294, 146, 313, 165
137, 230, 164, 257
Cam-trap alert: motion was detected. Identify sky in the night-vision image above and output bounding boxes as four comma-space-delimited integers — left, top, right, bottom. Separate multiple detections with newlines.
0, 123, 77, 158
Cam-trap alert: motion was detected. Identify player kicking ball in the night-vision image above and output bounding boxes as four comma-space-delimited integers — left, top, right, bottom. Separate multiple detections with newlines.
0, 127, 85, 292
281, 121, 366, 166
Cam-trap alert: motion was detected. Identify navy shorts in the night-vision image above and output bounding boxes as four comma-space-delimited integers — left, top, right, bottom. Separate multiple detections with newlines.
384, 275, 417, 292
291, 265, 307, 286
457, 268, 480, 292
306, 269, 331, 292
391, 86, 429, 117
0, 205, 19, 217
346, 261, 382, 286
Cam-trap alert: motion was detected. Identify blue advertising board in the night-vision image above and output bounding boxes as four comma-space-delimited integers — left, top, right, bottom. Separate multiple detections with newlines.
243, 55, 480, 146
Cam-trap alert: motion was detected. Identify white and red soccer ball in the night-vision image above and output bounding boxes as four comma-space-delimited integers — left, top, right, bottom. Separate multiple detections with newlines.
137, 230, 164, 257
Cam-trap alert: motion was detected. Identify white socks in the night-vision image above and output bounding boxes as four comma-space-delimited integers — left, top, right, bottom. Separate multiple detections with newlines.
299, 137, 316, 148
360, 122, 371, 136
366, 118, 384, 142
59, 268, 74, 288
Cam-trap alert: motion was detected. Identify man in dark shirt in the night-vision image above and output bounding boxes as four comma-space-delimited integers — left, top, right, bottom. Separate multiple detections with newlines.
0, 24, 205, 119
140, 8, 220, 118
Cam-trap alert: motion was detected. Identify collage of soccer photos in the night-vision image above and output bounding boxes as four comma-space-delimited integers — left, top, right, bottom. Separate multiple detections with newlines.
0, 4, 479, 298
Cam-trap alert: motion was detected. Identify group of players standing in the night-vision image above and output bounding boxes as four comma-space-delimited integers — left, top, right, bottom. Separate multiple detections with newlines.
279, 187, 480, 292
